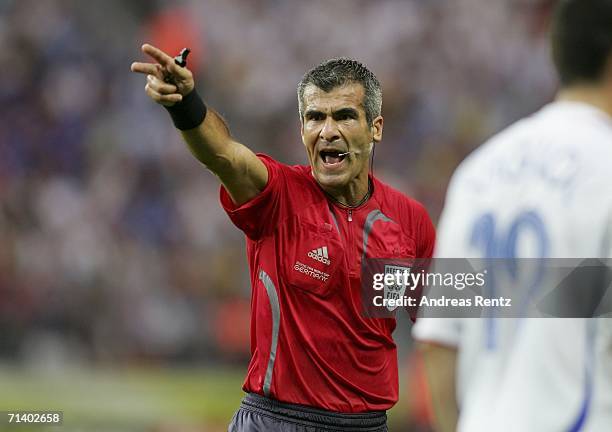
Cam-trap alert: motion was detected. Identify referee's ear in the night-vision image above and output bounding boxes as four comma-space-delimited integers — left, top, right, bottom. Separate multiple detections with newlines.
371, 115, 383, 143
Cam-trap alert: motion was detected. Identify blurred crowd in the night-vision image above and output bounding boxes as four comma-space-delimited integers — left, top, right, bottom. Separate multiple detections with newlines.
0, 0, 557, 367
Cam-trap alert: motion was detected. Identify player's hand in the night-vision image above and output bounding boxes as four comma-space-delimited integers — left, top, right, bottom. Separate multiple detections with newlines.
130, 43, 194, 107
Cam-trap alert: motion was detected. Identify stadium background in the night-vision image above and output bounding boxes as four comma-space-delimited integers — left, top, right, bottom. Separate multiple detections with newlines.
0, 0, 556, 430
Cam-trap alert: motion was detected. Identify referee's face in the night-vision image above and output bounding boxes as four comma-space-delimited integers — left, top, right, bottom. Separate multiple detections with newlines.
301, 83, 383, 197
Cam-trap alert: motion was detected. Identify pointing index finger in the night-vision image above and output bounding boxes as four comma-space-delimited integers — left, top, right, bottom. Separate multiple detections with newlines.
142, 43, 173, 66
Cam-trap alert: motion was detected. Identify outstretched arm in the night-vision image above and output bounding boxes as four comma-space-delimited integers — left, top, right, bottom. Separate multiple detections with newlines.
131, 44, 268, 206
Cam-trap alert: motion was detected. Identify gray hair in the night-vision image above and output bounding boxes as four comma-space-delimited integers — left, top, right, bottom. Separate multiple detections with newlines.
297, 58, 382, 124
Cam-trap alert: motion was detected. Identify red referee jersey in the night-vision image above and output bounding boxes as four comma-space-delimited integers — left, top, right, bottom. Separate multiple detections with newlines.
219, 154, 435, 413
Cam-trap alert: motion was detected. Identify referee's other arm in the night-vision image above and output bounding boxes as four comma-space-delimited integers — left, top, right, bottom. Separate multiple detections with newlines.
419, 342, 459, 432
131, 43, 268, 206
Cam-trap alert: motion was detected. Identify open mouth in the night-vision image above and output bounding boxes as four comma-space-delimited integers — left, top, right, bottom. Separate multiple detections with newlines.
319, 150, 348, 166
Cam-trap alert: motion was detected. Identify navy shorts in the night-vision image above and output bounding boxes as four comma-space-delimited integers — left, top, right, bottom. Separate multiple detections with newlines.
228, 393, 388, 432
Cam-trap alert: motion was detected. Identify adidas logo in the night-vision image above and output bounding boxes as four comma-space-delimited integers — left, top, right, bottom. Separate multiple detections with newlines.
307, 246, 331, 265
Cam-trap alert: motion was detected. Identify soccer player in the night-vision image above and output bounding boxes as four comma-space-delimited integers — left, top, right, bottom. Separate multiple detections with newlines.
412, 1, 612, 431
131, 46, 435, 431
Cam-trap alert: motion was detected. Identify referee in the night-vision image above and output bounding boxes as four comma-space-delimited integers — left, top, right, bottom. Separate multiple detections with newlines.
131, 45, 435, 432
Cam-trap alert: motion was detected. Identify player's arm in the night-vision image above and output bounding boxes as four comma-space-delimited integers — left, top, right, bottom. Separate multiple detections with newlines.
418, 342, 459, 432
130, 44, 267, 206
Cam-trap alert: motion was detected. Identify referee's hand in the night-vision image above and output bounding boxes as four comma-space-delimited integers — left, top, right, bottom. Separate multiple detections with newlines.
130, 43, 194, 107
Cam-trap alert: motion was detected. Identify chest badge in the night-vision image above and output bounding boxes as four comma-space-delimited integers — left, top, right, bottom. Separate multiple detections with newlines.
383, 264, 410, 311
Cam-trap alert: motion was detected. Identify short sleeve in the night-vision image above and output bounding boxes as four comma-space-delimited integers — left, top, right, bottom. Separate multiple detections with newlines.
412, 317, 462, 348
416, 205, 436, 259
219, 154, 285, 240
412, 179, 462, 347
602, 208, 612, 258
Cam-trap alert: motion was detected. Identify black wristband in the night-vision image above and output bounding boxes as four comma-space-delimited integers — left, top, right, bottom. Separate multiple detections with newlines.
165, 89, 207, 130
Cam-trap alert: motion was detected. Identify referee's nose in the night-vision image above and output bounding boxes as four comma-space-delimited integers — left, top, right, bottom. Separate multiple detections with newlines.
320, 117, 340, 143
